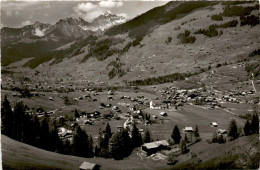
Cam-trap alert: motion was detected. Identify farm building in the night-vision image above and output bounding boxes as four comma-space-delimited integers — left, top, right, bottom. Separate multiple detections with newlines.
160, 112, 167, 116
183, 127, 193, 133
141, 140, 169, 156
210, 122, 218, 127
217, 129, 227, 134
79, 162, 99, 170
150, 101, 161, 110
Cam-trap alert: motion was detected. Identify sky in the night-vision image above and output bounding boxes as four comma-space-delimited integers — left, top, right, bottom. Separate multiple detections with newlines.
1, 1, 169, 28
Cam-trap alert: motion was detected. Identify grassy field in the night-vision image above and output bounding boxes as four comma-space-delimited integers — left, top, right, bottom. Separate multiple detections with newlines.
1, 135, 172, 169
2, 133, 258, 169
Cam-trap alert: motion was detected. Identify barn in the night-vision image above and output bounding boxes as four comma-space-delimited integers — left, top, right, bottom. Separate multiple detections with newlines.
141, 140, 169, 156
79, 162, 99, 170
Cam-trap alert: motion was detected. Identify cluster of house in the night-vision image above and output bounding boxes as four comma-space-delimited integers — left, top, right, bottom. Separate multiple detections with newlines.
155, 85, 258, 111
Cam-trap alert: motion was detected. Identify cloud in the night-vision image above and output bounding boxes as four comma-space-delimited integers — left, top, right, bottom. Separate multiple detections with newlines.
2, 1, 52, 11
74, 2, 97, 13
98, 0, 123, 8
21, 20, 32, 26
15, 11, 20, 16
73, 1, 125, 22
73, 2, 106, 22
44, 13, 49, 17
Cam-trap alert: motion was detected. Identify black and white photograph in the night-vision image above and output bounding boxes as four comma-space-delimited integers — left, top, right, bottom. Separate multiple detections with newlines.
1, 0, 260, 169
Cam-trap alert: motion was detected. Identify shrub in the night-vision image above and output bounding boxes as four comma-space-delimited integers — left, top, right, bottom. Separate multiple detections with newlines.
128, 72, 188, 86
211, 14, 223, 21
107, 58, 126, 79
222, 5, 258, 17
241, 15, 260, 27
194, 20, 238, 37
216, 63, 222, 68
177, 30, 196, 44
228, 119, 238, 140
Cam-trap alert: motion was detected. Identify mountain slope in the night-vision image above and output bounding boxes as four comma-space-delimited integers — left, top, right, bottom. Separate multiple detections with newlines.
1, 13, 126, 67
45, 17, 92, 39
105, 1, 214, 38
1, 22, 52, 43
1, 1, 259, 85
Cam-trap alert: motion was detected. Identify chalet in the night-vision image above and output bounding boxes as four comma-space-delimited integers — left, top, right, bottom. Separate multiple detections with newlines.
108, 90, 113, 95
160, 112, 167, 116
217, 129, 227, 134
11, 93, 17, 97
129, 106, 136, 111
141, 140, 169, 156
106, 104, 112, 108
79, 162, 99, 170
93, 111, 101, 117
37, 112, 44, 117
183, 127, 193, 133
150, 101, 161, 110
47, 111, 54, 114
58, 127, 73, 139
84, 119, 93, 125
31, 92, 39, 96
152, 115, 158, 119
112, 106, 119, 110
210, 122, 218, 127
107, 96, 113, 100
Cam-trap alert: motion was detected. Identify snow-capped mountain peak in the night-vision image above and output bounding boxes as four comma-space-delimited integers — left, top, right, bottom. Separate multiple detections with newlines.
88, 12, 126, 31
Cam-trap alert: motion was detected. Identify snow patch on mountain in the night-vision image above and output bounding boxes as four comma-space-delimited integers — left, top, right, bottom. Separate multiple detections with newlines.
34, 28, 45, 36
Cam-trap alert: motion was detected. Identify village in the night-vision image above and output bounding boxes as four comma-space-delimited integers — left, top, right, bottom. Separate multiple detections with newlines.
1, 61, 259, 169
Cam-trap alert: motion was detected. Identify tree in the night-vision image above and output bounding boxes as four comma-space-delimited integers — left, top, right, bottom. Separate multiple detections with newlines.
88, 135, 94, 157
251, 113, 259, 134
49, 122, 63, 153
194, 125, 200, 138
110, 129, 132, 160
74, 109, 80, 119
171, 125, 181, 144
98, 130, 110, 158
217, 134, 226, 144
244, 119, 251, 136
64, 96, 70, 105
72, 126, 90, 157
211, 131, 218, 143
32, 115, 41, 147
180, 140, 188, 154
94, 145, 100, 157
167, 153, 178, 165
1, 95, 14, 138
62, 139, 71, 155
131, 123, 143, 148
143, 128, 152, 143
228, 119, 238, 140
13, 101, 27, 141
105, 123, 112, 138
184, 134, 189, 143
40, 115, 51, 150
